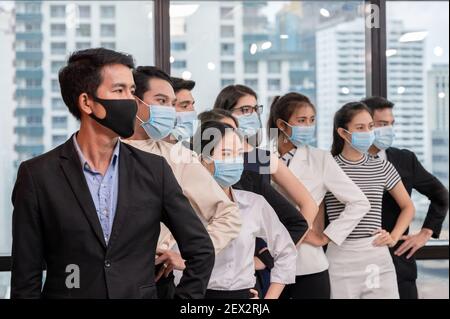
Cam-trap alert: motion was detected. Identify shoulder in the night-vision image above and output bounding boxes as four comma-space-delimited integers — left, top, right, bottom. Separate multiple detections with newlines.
387, 147, 416, 160
121, 142, 166, 164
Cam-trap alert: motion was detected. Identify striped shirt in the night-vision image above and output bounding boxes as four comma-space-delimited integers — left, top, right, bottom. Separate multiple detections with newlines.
324, 154, 401, 240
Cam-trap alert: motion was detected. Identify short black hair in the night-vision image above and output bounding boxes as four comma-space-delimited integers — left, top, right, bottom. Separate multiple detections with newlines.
195, 121, 239, 157
361, 96, 395, 114
171, 77, 196, 93
133, 66, 173, 100
59, 48, 135, 120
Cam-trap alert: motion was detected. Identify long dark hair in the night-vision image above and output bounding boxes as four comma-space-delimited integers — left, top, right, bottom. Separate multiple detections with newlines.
331, 102, 372, 156
213, 84, 258, 111
268, 92, 316, 139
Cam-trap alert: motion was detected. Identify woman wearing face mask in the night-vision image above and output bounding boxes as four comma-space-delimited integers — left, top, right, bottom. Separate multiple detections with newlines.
324, 102, 415, 299
213, 85, 318, 227
198, 121, 297, 299
268, 93, 370, 299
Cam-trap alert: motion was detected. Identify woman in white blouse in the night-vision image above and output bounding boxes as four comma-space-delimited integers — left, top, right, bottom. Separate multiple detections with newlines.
198, 120, 297, 299
268, 93, 371, 299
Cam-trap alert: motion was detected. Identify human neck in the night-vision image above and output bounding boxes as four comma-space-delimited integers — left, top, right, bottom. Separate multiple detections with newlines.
368, 145, 380, 156
277, 134, 296, 156
341, 144, 365, 162
77, 122, 118, 175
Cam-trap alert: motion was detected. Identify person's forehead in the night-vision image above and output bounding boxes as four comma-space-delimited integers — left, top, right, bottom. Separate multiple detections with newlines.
101, 64, 134, 84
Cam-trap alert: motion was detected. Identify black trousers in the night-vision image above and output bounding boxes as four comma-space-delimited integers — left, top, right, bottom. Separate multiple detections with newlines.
205, 288, 255, 299
155, 264, 176, 299
280, 270, 331, 299
389, 243, 418, 299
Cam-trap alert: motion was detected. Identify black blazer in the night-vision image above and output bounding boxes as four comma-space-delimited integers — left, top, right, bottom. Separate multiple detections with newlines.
382, 147, 449, 238
11, 137, 214, 299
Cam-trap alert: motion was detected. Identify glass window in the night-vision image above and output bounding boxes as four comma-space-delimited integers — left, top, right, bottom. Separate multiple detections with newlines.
220, 43, 234, 56
221, 61, 235, 74
76, 42, 91, 50
221, 25, 234, 38
172, 60, 187, 69
50, 5, 66, 18
101, 5, 116, 19
50, 23, 66, 36
171, 42, 187, 51
51, 42, 66, 55
101, 42, 116, 50
51, 116, 67, 129
387, 1, 449, 240
169, 1, 367, 150
78, 5, 91, 19
101, 24, 115, 37
1, 1, 155, 263
52, 135, 68, 147
76, 24, 91, 37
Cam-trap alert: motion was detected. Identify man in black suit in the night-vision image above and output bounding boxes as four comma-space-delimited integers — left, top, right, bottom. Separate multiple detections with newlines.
10, 48, 215, 299
364, 96, 449, 299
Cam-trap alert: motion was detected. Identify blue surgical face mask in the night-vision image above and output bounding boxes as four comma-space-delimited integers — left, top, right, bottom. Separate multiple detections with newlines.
237, 112, 262, 136
211, 157, 244, 188
373, 126, 395, 150
344, 129, 375, 154
172, 111, 197, 141
281, 120, 316, 147
137, 103, 176, 141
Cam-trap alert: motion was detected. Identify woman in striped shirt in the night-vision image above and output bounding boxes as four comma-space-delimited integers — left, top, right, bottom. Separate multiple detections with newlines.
325, 101, 415, 299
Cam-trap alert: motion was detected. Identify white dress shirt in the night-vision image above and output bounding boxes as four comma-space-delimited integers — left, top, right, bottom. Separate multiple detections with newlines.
207, 189, 297, 291
277, 146, 370, 276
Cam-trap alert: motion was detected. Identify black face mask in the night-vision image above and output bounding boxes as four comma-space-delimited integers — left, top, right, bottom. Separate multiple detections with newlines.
90, 96, 138, 138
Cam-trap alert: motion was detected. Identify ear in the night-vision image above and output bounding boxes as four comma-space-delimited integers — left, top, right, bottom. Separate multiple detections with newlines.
78, 93, 93, 116
276, 118, 287, 132
337, 127, 349, 141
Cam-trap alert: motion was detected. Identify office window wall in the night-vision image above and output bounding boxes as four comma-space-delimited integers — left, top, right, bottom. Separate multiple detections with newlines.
0, 0, 155, 278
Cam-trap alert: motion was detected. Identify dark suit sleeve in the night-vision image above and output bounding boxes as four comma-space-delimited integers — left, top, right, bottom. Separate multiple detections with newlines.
159, 158, 215, 299
411, 152, 449, 238
10, 162, 44, 299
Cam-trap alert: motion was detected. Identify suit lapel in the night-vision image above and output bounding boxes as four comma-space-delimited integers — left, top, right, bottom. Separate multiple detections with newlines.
108, 143, 134, 249
59, 138, 107, 249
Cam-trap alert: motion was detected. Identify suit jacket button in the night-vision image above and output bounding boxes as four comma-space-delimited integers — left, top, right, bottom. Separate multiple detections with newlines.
104, 260, 111, 268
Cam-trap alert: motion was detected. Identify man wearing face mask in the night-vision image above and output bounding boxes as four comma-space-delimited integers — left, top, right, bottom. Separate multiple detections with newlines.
122, 66, 241, 299
364, 96, 449, 299
170, 77, 198, 144
10, 48, 215, 299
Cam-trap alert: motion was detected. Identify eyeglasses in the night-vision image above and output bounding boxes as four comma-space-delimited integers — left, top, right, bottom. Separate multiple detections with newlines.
232, 105, 263, 116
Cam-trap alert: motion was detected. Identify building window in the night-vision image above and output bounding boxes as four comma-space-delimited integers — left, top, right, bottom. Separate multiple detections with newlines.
101, 42, 116, 50
220, 25, 234, 38
52, 116, 68, 129
244, 79, 258, 89
268, 60, 281, 74
76, 42, 91, 50
50, 5, 66, 18
78, 5, 91, 19
244, 61, 258, 74
51, 79, 60, 93
221, 78, 235, 87
52, 135, 67, 147
51, 42, 66, 55
268, 79, 281, 91
51, 61, 65, 74
51, 24, 66, 36
221, 43, 234, 56
52, 98, 65, 110
172, 60, 187, 69
100, 5, 116, 19
101, 24, 116, 37
26, 116, 42, 125
25, 79, 41, 88
76, 24, 91, 37
221, 61, 235, 74
171, 42, 187, 51
220, 7, 234, 20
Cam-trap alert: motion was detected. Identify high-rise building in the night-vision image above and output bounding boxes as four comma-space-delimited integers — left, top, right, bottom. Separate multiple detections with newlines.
316, 18, 427, 165
428, 63, 449, 187
13, 0, 154, 165
0, 3, 15, 255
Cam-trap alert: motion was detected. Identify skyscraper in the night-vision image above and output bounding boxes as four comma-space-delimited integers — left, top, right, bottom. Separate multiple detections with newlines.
428, 63, 449, 187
